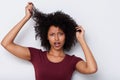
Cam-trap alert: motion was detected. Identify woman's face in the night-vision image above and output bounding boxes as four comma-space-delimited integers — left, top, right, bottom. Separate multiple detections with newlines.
48, 25, 65, 51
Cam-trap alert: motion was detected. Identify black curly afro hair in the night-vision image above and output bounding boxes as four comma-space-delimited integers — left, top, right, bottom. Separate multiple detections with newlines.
32, 8, 78, 51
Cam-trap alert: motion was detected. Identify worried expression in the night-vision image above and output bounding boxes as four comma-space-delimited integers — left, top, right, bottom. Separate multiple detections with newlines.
47, 25, 65, 50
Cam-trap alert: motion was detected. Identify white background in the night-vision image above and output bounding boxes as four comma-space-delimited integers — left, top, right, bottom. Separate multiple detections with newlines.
0, 0, 120, 80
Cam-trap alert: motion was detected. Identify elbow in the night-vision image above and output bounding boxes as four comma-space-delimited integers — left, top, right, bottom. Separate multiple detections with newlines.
89, 66, 98, 74
90, 68, 97, 74
1, 40, 8, 48
1, 40, 14, 49
1, 41, 5, 47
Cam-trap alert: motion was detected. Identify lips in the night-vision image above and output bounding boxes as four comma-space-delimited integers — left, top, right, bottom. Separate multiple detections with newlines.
54, 42, 61, 47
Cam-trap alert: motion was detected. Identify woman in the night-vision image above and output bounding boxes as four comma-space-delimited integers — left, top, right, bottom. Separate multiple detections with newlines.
1, 2, 97, 80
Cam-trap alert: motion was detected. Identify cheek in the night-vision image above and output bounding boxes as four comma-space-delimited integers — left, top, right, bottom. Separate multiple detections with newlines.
60, 36, 65, 42
48, 36, 54, 43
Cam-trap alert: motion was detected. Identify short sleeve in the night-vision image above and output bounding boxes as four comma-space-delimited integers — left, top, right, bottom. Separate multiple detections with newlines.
71, 55, 83, 70
28, 47, 42, 63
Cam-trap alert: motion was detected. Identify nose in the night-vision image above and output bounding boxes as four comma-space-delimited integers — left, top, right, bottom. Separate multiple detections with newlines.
55, 35, 59, 41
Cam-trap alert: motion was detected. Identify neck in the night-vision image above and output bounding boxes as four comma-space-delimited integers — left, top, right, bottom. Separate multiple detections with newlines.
48, 48, 65, 57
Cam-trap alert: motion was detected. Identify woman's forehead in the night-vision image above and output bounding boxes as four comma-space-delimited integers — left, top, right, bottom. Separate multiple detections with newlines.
48, 25, 64, 33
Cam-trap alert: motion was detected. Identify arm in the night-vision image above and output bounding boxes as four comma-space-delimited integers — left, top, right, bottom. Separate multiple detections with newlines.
1, 2, 33, 60
75, 26, 97, 74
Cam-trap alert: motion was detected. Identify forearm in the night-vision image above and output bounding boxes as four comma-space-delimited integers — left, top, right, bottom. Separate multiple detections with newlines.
78, 38, 97, 71
1, 16, 30, 47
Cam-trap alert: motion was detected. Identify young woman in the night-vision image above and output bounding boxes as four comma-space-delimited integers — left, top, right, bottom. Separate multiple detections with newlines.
1, 2, 97, 80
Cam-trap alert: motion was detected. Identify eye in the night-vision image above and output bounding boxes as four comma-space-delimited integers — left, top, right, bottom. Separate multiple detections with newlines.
59, 32, 64, 36
49, 33, 55, 36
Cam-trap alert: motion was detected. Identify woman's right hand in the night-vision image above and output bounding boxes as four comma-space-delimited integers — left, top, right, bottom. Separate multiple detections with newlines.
25, 2, 34, 18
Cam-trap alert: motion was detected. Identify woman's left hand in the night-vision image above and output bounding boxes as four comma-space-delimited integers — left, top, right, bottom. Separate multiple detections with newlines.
76, 26, 85, 41
75, 26, 97, 74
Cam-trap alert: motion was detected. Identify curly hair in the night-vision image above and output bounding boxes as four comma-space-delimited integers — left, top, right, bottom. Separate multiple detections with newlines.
32, 9, 78, 51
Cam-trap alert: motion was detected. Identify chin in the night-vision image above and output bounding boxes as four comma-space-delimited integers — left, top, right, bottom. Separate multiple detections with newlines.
54, 46, 63, 51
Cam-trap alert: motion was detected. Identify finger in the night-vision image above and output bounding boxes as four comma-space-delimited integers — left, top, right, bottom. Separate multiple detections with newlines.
26, 2, 33, 8
76, 26, 84, 30
26, 3, 34, 12
76, 29, 82, 32
76, 27, 82, 32
28, 2, 33, 5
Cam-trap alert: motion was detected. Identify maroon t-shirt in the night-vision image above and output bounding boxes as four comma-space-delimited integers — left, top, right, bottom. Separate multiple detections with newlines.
29, 47, 83, 80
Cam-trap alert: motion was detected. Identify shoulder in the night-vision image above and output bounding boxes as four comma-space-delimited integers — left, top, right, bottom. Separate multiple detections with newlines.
28, 47, 47, 61
65, 54, 83, 69
66, 54, 82, 59
28, 47, 42, 53
28, 47, 47, 57
28, 47, 47, 53
66, 54, 83, 63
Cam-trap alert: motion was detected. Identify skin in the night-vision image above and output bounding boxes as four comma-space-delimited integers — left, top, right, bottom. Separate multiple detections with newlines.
47, 26, 66, 63
1, 2, 97, 74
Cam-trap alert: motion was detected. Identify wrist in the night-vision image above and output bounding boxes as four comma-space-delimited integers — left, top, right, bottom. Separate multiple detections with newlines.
78, 37, 86, 44
24, 15, 31, 20
78, 36, 85, 41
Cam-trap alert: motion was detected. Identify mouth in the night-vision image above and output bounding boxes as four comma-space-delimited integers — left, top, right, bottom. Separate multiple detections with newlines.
54, 42, 61, 47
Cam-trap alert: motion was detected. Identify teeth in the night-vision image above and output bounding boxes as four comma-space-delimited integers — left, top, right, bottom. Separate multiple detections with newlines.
54, 42, 60, 47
